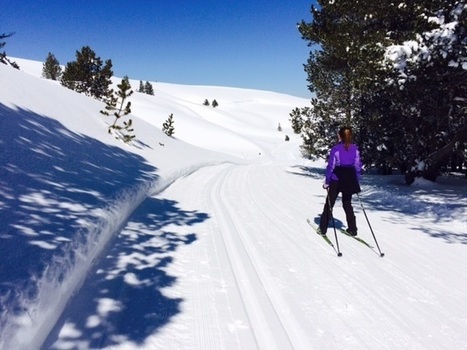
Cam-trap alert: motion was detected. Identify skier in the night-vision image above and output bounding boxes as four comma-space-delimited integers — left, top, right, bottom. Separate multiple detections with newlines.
318, 126, 362, 236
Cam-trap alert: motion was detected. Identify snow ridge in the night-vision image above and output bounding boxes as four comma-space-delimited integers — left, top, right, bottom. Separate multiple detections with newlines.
0, 180, 154, 350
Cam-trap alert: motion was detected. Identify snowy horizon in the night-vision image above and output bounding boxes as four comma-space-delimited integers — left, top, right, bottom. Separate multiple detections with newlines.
1, 58, 466, 349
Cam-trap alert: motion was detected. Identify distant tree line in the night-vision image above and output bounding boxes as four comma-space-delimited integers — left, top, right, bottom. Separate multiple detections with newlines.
296, 0, 467, 183
3, 30, 182, 144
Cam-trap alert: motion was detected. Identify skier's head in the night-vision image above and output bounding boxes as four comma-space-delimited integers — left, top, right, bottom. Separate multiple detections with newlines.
338, 126, 352, 150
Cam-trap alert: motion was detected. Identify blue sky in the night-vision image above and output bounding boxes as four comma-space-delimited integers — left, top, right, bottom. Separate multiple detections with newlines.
3, 0, 315, 98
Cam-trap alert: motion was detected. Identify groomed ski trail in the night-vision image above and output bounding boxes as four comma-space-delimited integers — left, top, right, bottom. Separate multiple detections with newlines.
141, 161, 467, 349
48, 161, 467, 349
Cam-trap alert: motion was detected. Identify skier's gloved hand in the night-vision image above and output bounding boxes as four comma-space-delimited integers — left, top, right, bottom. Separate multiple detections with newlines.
322, 183, 329, 190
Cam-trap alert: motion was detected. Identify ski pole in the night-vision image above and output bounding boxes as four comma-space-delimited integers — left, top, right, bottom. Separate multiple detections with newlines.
357, 193, 385, 257
327, 188, 342, 257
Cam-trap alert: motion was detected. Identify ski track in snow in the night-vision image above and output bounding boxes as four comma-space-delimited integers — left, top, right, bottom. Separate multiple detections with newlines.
46, 157, 467, 349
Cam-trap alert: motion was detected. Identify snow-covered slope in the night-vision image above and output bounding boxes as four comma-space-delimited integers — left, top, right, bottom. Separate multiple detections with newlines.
1, 59, 467, 350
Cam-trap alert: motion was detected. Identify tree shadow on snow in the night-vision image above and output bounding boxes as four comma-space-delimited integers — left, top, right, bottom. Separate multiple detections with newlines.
44, 196, 209, 349
0, 104, 157, 339
289, 161, 467, 245
358, 180, 467, 244
286, 165, 325, 180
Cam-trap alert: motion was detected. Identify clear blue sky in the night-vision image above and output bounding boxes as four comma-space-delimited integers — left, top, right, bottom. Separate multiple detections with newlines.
3, 0, 315, 98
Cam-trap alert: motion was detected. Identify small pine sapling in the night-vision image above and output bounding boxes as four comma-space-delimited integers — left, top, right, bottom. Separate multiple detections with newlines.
277, 123, 282, 132
144, 81, 155, 95
162, 113, 175, 137
203, 99, 210, 106
212, 99, 218, 108
100, 76, 135, 143
42, 52, 62, 80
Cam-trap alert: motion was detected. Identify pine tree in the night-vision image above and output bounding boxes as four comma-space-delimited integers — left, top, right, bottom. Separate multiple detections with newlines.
42, 52, 62, 80
289, 107, 305, 134
381, 2, 467, 181
100, 76, 135, 143
138, 80, 144, 93
212, 99, 218, 108
0, 33, 12, 51
61, 46, 113, 100
162, 114, 175, 137
0, 32, 19, 68
144, 81, 154, 95
203, 99, 210, 106
298, 0, 467, 181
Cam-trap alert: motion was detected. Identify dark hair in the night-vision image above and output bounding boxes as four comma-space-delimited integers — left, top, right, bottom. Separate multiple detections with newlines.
339, 126, 352, 150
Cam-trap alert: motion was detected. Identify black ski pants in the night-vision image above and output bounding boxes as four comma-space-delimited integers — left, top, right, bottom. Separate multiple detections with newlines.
319, 180, 357, 234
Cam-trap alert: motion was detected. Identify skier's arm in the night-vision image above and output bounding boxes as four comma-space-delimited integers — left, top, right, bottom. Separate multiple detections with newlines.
325, 148, 337, 185
355, 147, 362, 181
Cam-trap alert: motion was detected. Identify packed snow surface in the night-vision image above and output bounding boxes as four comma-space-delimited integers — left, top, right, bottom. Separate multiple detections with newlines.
1, 58, 467, 349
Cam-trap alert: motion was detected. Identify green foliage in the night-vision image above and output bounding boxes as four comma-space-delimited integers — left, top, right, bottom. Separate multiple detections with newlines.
212, 99, 218, 108
42, 52, 62, 80
100, 76, 135, 143
137, 80, 155, 95
0, 32, 19, 68
61, 46, 113, 100
289, 107, 305, 134
298, 0, 467, 181
162, 113, 175, 137
203, 99, 210, 106
144, 81, 154, 95
0, 32, 13, 50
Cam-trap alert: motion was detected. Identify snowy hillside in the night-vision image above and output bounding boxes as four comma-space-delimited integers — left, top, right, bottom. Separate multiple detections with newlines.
1, 59, 467, 350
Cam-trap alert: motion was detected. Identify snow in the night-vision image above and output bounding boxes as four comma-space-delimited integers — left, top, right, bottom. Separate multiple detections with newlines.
383, 3, 467, 85
1, 58, 467, 350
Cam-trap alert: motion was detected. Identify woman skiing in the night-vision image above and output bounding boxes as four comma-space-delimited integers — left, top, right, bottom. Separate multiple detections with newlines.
318, 126, 362, 236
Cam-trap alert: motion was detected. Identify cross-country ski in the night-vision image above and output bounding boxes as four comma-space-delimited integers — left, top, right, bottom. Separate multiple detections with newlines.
306, 218, 338, 252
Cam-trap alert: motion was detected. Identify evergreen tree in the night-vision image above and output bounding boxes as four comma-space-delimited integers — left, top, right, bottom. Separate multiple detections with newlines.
138, 80, 144, 93
289, 107, 307, 134
381, 1, 467, 182
42, 52, 62, 80
203, 99, 210, 106
100, 76, 135, 143
144, 81, 154, 95
162, 114, 175, 137
298, 0, 467, 182
298, 0, 393, 163
277, 123, 282, 132
61, 46, 113, 100
212, 99, 219, 108
0, 32, 12, 51
0, 32, 19, 68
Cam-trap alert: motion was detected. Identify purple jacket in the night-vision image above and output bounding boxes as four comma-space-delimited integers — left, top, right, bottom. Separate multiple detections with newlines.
325, 142, 362, 185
